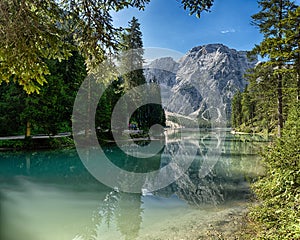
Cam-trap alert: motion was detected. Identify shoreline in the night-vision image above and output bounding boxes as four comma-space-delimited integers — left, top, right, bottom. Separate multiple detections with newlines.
231, 129, 270, 136
139, 202, 252, 240
0, 136, 74, 151
230, 130, 274, 141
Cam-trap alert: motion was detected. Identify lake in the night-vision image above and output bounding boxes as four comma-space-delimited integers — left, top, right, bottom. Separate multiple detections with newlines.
0, 129, 265, 240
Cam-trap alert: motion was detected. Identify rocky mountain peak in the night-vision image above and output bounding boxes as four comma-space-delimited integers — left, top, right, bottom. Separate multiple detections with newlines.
190, 43, 230, 55
144, 44, 257, 126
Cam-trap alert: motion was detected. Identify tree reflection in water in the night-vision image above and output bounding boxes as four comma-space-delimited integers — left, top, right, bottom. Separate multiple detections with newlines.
115, 193, 143, 240
74, 189, 143, 240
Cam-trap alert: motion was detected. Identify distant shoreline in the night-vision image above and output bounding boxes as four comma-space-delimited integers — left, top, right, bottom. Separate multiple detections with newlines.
0, 128, 271, 151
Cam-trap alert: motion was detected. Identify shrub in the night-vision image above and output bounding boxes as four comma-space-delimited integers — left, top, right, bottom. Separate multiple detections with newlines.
249, 104, 300, 239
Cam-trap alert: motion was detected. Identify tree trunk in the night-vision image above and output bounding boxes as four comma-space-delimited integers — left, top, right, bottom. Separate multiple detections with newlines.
277, 0, 283, 137
85, 77, 91, 137
26, 121, 31, 138
277, 73, 283, 137
297, 73, 300, 102
297, 53, 300, 102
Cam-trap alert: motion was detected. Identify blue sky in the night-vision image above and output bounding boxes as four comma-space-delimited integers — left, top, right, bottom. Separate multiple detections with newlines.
112, 0, 266, 54
113, 0, 300, 56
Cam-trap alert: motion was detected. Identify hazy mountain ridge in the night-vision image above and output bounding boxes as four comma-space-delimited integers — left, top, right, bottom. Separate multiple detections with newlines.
144, 57, 179, 87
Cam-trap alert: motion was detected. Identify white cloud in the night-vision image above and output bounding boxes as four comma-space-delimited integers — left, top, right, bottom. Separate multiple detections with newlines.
221, 29, 236, 34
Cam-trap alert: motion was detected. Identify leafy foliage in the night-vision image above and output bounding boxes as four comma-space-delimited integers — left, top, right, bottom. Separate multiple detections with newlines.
0, 0, 148, 93
0, 83, 25, 136
0, 0, 73, 93
249, 103, 300, 239
0, 0, 212, 93
181, 0, 214, 18
0, 51, 86, 136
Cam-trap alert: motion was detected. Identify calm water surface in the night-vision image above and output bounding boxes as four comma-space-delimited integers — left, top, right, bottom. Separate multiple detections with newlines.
0, 129, 265, 240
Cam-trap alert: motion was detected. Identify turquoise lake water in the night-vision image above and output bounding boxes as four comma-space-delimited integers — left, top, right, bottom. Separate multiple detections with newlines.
0, 129, 265, 240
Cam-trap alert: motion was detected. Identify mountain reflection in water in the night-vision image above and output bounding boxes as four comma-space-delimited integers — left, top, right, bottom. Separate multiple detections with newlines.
0, 129, 265, 240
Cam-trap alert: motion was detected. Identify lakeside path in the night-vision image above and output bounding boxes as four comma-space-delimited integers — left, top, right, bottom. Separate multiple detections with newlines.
0, 132, 71, 140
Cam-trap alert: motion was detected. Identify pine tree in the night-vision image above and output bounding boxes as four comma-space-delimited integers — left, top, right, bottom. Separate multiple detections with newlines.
119, 17, 166, 130
96, 77, 124, 134
245, 64, 278, 133
231, 90, 242, 128
120, 17, 146, 91
251, 0, 297, 136
282, 6, 300, 101
120, 17, 147, 129
144, 76, 166, 129
241, 85, 255, 125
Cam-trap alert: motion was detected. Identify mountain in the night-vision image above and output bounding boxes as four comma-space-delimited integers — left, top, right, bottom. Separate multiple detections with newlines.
144, 57, 179, 87
144, 44, 257, 127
